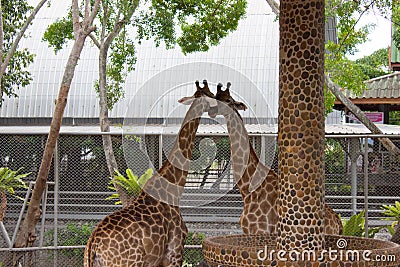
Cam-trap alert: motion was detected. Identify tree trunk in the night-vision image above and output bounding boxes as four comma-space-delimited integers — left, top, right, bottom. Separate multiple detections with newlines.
0, 192, 6, 222
98, 46, 129, 206
325, 75, 400, 157
13, 0, 99, 249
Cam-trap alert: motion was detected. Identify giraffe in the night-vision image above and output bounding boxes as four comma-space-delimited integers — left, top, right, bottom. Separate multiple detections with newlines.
84, 80, 216, 267
211, 82, 343, 236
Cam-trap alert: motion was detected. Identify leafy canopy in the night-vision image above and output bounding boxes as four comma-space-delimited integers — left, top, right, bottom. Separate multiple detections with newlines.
43, 0, 247, 109
324, 0, 397, 114
1, 0, 35, 102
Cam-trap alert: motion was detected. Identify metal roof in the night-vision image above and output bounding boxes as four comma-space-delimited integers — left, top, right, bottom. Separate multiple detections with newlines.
1, 123, 399, 136
0, 0, 280, 121
341, 72, 400, 100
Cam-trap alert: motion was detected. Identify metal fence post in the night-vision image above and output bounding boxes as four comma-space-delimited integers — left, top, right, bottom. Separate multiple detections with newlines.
349, 138, 359, 215
364, 137, 369, 238
54, 140, 59, 266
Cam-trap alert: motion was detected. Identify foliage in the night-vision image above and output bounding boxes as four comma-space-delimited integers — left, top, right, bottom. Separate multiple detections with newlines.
216, 137, 230, 161
43, 1, 246, 109
1, 0, 35, 102
107, 168, 153, 204
382, 201, 400, 221
342, 211, 381, 238
135, 1, 247, 54
354, 48, 390, 79
381, 202, 400, 235
184, 232, 206, 265
42, 15, 74, 53
45, 222, 96, 264
392, 2, 400, 50
325, 139, 345, 174
324, 0, 396, 113
389, 111, 400, 125
0, 167, 29, 197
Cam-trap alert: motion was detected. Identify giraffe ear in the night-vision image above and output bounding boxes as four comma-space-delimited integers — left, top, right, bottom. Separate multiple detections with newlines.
178, 96, 195, 105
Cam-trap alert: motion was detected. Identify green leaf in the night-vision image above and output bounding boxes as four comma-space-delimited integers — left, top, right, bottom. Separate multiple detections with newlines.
107, 168, 153, 204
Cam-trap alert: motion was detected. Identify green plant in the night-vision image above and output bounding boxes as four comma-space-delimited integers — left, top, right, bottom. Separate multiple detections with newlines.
45, 222, 96, 264
0, 167, 29, 197
382, 201, 400, 221
381, 201, 400, 235
0, 167, 30, 221
184, 232, 206, 265
342, 211, 381, 238
107, 168, 153, 204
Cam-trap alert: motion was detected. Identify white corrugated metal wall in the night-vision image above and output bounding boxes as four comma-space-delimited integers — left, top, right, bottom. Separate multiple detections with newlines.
0, 0, 281, 122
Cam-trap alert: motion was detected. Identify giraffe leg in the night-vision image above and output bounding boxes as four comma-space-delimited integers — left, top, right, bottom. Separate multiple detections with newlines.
162, 218, 187, 266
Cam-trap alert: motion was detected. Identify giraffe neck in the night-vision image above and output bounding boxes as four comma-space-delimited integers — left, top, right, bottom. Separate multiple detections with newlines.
224, 110, 271, 195
142, 98, 208, 205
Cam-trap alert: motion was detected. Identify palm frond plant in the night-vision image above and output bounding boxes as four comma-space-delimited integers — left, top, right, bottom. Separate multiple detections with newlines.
0, 167, 30, 221
342, 211, 381, 238
106, 168, 153, 204
381, 201, 400, 236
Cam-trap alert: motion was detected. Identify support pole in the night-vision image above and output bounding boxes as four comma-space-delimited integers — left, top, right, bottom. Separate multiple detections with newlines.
54, 141, 59, 266
364, 137, 369, 237
349, 138, 360, 215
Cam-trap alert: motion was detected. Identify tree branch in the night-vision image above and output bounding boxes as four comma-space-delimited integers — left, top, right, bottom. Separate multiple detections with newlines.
265, 0, 279, 15
72, 0, 80, 36
0, 0, 48, 96
266, 0, 399, 157
104, 0, 139, 51
325, 75, 400, 156
88, 33, 100, 48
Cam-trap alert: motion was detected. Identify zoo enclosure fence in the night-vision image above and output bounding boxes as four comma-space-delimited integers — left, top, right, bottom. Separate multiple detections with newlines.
0, 129, 399, 266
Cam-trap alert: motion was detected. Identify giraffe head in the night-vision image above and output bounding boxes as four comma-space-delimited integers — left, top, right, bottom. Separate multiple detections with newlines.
208, 82, 247, 118
178, 80, 216, 105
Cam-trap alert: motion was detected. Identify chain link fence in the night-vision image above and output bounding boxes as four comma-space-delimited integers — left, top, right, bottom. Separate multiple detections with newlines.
0, 131, 399, 266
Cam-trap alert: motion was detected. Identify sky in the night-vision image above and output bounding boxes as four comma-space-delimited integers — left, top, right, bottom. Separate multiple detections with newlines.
348, 12, 392, 60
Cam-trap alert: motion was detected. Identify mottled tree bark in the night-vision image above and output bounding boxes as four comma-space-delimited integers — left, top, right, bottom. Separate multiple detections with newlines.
0, 192, 6, 222
96, 1, 139, 206
13, 0, 100, 250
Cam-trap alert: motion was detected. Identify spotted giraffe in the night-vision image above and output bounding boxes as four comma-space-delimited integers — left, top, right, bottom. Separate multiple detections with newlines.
211, 82, 343, 236
84, 80, 216, 267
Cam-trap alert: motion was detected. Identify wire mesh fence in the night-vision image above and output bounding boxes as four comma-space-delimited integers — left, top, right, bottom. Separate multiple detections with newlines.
0, 131, 399, 266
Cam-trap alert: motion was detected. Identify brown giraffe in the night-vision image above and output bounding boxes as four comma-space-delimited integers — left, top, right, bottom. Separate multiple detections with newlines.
84, 80, 216, 267
211, 82, 342, 236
